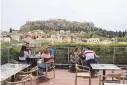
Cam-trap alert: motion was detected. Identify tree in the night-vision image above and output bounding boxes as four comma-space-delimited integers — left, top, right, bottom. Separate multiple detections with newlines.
9, 28, 13, 33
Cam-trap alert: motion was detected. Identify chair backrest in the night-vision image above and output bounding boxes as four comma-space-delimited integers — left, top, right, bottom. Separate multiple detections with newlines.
30, 66, 38, 73
106, 73, 123, 80
5, 74, 32, 85
75, 64, 90, 72
9, 60, 19, 64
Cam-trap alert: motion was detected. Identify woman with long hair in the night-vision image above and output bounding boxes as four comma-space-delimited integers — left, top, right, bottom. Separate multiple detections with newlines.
38, 47, 54, 77
19, 46, 28, 62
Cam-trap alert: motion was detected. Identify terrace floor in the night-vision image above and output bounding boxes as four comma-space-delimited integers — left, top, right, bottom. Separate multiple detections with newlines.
31, 69, 127, 85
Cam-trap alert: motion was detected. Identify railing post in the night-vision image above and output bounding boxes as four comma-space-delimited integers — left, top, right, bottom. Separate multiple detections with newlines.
113, 47, 115, 64
68, 47, 70, 64
7, 48, 10, 63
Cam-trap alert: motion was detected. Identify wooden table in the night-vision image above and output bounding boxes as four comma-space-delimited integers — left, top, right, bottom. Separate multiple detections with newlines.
104, 83, 127, 85
90, 64, 121, 80
0, 63, 30, 81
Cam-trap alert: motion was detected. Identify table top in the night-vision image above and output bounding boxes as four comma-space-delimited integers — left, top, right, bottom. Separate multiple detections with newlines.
90, 64, 121, 70
0, 63, 30, 81
27, 54, 41, 59
104, 83, 127, 85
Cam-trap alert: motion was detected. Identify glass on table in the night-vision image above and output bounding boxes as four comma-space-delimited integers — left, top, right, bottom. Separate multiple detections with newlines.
100, 64, 105, 67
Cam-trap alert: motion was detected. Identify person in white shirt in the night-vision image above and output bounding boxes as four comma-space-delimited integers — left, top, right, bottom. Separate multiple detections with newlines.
83, 47, 99, 77
84, 47, 96, 61
19, 46, 28, 62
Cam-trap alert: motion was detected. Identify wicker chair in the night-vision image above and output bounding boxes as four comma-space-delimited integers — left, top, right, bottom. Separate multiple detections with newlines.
4, 74, 32, 85
17, 66, 39, 85
9, 60, 20, 64
75, 64, 91, 85
99, 73, 125, 85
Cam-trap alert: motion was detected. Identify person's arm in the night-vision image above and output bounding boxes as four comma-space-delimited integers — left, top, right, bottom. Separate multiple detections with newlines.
93, 51, 97, 59
46, 54, 54, 63
29, 49, 32, 54
50, 49, 54, 58
41, 54, 44, 63
24, 51, 29, 57
83, 51, 86, 60
50, 54, 54, 58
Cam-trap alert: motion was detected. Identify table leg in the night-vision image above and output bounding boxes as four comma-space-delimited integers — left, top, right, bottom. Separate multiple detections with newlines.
103, 70, 106, 80
11, 75, 15, 82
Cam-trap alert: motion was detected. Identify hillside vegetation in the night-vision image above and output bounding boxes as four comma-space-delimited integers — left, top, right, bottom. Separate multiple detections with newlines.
20, 19, 127, 38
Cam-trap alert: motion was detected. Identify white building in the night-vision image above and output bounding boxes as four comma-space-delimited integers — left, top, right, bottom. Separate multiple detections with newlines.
100, 40, 113, 44
1, 37, 11, 43
59, 30, 65, 35
11, 35, 20, 42
65, 30, 70, 35
86, 38, 100, 44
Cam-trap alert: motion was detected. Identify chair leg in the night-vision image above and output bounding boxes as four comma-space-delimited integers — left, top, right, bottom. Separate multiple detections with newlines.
123, 78, 125, 84
53, 68, 55, 78
30, 79, 32, 85
89, 77, 91, 85
23, 82, 25, 85
36, 78, 39, 85
99, 75, 101, 85
75, 76, 77, 85
45, 65, 48, 81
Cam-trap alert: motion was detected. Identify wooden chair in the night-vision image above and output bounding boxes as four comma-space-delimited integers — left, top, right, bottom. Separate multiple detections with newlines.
99, 73, 125, 85
121, 72, 127, 84
45, 62, 55, 81
122, 65, 127, 83
37, 60, 55, 81
116, 65, 127, 84
80, 59, 98, 77
75, 64, 91, 85
17, 66, 39, 85
4, 74, 32, 85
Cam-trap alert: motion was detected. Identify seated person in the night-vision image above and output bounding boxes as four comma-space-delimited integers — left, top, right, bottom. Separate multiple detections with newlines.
70, 47, 81, 64
48, 45, 55, 59
19, 46, 29, 63
38, 47, 54, 77
83, 47, 99, 65
26, 42, 32, 54
25, 42, 32, 63
83, 47, 99, 76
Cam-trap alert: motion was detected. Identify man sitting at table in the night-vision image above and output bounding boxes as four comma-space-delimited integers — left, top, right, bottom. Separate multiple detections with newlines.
83, 47, 99, 76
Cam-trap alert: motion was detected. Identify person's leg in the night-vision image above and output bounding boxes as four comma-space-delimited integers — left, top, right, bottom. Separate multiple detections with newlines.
83, 60, 88, 66
47, 63, 51, 71
95, 59, 99, 64
87, 59, 95, 77
47, 63, 51, 68
38, 63, 46, 77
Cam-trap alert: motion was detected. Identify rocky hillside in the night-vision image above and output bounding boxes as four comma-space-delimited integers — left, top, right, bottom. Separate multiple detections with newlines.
20, 19, 127, 38
20, 19, 98, 31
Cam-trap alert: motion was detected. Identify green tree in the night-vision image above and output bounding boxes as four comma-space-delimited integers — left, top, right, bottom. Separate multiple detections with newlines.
9, 28, 13, 33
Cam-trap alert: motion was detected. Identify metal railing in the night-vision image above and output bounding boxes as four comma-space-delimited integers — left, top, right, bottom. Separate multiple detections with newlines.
1, 47, 127, 65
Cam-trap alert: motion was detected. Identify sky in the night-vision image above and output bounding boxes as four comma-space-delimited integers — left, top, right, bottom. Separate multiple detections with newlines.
1, 0, 127, 31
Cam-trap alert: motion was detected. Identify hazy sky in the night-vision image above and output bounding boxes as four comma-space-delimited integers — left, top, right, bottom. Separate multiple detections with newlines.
1, 0, 127, 31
